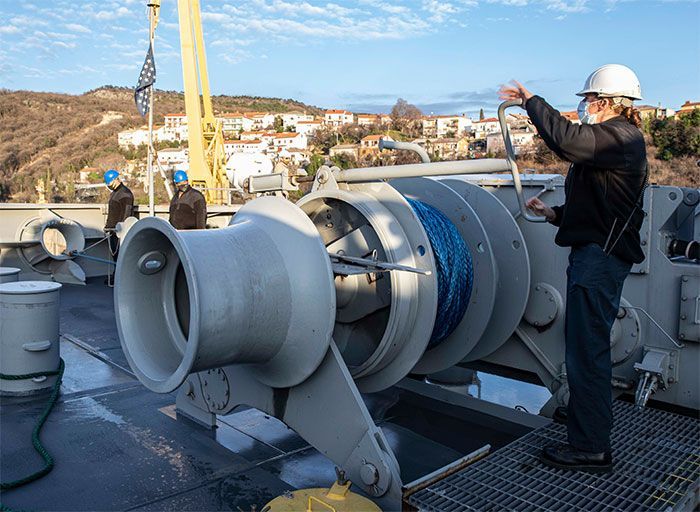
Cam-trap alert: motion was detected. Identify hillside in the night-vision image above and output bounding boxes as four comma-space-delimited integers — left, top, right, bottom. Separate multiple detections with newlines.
0, 87, 697, 203
0, 86, 323, 202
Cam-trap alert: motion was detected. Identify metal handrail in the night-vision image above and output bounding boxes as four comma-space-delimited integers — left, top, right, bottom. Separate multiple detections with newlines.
329, 101, 547, 222
497, 99, 545, 223
379, 139, 431, 163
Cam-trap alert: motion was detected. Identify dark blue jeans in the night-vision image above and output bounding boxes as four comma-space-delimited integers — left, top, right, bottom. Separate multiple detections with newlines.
565, 243, 631, 453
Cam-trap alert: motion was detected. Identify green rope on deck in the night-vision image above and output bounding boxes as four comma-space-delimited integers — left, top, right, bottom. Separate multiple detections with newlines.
0, 358, 65, 498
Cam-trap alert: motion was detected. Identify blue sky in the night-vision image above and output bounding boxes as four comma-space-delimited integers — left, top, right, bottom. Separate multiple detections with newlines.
0, 0, 698, 116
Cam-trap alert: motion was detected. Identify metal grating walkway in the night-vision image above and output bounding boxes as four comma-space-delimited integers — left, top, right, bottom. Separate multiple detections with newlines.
407, 401, 700, 511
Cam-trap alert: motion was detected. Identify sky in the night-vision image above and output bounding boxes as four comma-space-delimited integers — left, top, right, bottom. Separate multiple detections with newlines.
0, 0, 698, 117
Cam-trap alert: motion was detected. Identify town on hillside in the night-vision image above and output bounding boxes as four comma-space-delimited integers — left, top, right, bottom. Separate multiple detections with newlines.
113, 100, 699, 195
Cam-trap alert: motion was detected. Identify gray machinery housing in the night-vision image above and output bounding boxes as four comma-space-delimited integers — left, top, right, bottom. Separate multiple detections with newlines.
114, 102, 700, 507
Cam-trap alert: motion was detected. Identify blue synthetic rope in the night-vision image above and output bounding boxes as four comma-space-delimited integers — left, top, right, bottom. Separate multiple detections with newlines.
406, 198, 473, 347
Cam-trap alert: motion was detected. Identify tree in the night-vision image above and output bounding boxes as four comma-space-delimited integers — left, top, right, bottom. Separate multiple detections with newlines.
305, 154, 325, 176
390, 98, 423, 135
330, 153, 357, 170
479, 108, 485, 121
273, 116, 285, 132
649, 110, 700, 160
310, 127, 339, 154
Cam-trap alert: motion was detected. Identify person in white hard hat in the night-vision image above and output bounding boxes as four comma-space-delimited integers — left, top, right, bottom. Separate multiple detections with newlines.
499, 64, 647, 473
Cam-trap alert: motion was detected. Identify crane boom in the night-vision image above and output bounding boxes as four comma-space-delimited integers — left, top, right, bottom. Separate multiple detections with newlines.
177, 0, 228, 204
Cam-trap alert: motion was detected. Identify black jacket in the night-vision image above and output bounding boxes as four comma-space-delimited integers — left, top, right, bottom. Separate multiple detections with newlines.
169, 186, 207, 230
526, 96, 647, 264
105, 183, 134, 230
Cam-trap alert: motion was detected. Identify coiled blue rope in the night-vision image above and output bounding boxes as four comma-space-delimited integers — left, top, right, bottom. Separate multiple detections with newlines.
406, 198, 473, 347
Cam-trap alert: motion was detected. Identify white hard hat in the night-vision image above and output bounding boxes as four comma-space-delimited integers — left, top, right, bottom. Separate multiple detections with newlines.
577, 64, 643, 101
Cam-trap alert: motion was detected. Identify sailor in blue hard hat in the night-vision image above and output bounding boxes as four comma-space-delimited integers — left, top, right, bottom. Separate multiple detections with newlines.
104, 170, 134, 231
169, 170, 207, 230
103, 169, 134, 270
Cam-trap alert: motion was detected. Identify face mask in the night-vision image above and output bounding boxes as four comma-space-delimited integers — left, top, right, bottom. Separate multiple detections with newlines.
577, 99, 600, 125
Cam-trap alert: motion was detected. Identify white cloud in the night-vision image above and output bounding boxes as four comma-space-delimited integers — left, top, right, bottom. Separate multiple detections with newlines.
65, 23, 92, 34
219, 49, 253, 64
201, 12, 232, 23
94, 6, 132, 20
422, 0, 460, 22
0, 26, 21, 35
546, 0, 589, 12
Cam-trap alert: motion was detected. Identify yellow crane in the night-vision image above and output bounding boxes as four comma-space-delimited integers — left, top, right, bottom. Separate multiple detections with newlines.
176, 0, 229, 204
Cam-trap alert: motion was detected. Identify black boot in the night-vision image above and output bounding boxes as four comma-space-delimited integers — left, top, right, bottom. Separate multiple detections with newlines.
552, 406, 568, 425
540, 444, 613, 473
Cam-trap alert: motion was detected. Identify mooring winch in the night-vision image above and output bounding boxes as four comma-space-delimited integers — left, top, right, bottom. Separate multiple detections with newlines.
114, 101, 700, 507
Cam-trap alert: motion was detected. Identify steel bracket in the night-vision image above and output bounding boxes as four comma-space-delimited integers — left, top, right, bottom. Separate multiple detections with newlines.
178, 342, 402, 506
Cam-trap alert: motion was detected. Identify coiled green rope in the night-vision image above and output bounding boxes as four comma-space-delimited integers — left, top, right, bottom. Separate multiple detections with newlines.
0, 358, 65, 498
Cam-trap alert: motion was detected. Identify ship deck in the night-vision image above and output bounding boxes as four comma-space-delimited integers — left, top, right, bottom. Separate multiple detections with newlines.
0, 279, 536, 511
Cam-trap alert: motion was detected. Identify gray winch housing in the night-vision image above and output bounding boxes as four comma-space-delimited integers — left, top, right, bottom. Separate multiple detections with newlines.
112, 102, 700, 509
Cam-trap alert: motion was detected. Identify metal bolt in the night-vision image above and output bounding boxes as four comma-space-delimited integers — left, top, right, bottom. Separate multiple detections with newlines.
535, 285, 540, 291
679, 333, 686, 339
682, 296, 687, 301
682, 276, 688, 282
359, 463, 379, 486
641, 240, 647, 246
669, 377, 675, 383
681, 314, 687, 320
534, 321, 540, 326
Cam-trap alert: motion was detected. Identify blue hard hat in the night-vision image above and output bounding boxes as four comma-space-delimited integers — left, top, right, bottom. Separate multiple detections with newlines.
104, 169, 119, 185
173, 170, 188, 184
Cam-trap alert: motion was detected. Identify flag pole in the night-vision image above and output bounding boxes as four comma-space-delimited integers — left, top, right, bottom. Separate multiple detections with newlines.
147, 0, 160, 217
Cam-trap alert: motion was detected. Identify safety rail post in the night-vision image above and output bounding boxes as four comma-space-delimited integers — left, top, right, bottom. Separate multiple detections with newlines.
497, 99, 546, 223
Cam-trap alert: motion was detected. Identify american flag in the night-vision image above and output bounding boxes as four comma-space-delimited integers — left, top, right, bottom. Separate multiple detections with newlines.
134, 44, 156, 117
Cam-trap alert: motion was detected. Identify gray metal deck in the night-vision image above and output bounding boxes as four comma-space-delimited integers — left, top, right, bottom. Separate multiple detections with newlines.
407, 400, 700, 511
1, 279, 533, 511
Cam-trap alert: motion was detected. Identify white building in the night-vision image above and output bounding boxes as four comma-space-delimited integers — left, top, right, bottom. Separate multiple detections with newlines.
117, 127, 150, 148
224, 139, 267, 157
279, 112, 314, 130
324, 110, 354, 127
157, 147, 188, 168
218, 113, 245, 133
422, 115, 472, 138
164, 113, 187, 129
244, 112, 276, 130
278, 148, 311, 166
240, 131, 276, 146
296, 120, 323, 136
486, 130, 536, 155
272, 132, 307, 150
360, 134, 393, 150
356, 114, 391, 127
329, 143, 359, 159
163, 113, 189, 141
472, 117, 501, 138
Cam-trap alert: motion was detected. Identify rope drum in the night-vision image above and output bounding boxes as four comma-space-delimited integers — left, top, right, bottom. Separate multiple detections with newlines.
406, 198, 473, 347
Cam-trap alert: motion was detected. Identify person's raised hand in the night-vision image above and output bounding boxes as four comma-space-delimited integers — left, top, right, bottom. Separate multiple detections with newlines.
498, 80, 534, 107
